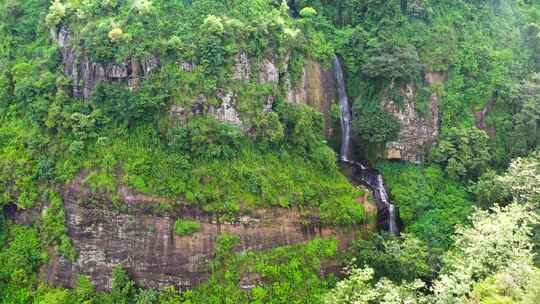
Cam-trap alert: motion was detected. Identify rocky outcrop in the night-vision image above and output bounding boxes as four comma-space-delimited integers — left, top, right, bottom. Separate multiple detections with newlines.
474, 99, 496, 138
53, 26, 338, 137
53, 28, 159, 100
208, 90, 243, 127
287, 60, 337, 138
384, 73, 441, 163
206, 53, 279, 128
11, 174, 357, 291
171, 56, 337, 137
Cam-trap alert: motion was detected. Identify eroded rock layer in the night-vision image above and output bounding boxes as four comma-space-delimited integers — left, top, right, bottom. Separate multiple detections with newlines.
11, 174, 357, 291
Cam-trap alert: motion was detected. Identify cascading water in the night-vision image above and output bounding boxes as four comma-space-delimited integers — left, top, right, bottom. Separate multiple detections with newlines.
334, 57, 352, 162
333, 56, 399, 236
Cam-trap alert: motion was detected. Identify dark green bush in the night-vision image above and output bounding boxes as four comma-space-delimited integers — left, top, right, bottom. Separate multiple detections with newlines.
168, 116, 243, 160
352, 100, 401, 145
430, 127, 491, 181
274, 100, 325, 154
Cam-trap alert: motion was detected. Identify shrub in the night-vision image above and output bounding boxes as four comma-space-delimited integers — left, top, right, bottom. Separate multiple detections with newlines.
110, 266, 136, 304
352, 100, 401, 145
174, 219, 201, 236
108, 26, 125, 42
300, 7, 317, 18
362, 41, 422, 83
352, 233, 433, 283
0, 225, 45, 303
45, 0, 65, 27
274, 101, 325, 154
90, 83, 165, 126
168, 117, 243, 160
430, 127, 491, 181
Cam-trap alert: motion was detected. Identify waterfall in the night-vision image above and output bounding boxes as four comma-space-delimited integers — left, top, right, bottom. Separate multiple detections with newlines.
333, 56, 399, 236
334, 57, 352, 162
375, 175, 399, 235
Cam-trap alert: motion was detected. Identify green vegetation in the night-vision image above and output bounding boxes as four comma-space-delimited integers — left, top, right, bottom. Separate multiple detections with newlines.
182, 235, 339, 304
378, 162, 473, 251
324, 203, 540, 304
0, 225, 45, 304
1, 232, 341, 304
352, 100, 401, 145
430, 127, 491, 182
174, 219, 201, 236
0, 0, 539, 303
351, 233, 433, 283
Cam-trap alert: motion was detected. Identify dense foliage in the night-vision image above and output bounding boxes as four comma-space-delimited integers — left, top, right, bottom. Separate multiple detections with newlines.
378, 162, 473, 251
324, 203, 540, 304
173, 219, 201, 236
0, 0, 539, 303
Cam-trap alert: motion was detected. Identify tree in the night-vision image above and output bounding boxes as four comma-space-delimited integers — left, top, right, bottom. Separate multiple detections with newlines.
513, 75, 540, 154
470, 169, 512, 208
497, 151, 540, 204
45, 0, 65, 27
299, 7, 317, 18
470, 269, 540, 304
352, 100, 401, 145
432, 203, 539, 303
362, 41, 422, 84
322, 265, 428, 304
430, 127, 491, 181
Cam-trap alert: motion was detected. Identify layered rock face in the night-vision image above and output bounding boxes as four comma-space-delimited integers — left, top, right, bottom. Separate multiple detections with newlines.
287, 60, 337, 138
384, 73, 442, 163
53, 28, 159, 100
14, 174, 356, 291
53, 28, 337, 137
172, 56, 337, 136
53, 27, 444, 162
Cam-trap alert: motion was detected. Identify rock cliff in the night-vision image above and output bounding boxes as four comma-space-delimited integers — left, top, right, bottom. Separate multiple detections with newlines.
384, 73, 442, 163
53, 28, 159, 100
53, 28, 337, 138
42, 26, 449, 293
53, 25, 448, 164
287, 60, 337, 138
10, 173, 357, 291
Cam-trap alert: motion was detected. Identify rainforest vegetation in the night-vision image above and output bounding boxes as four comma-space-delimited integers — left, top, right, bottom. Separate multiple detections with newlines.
0, 0, 539, 303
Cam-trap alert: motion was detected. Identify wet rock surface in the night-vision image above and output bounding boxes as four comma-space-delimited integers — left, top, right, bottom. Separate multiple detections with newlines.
287, 60, 337, 138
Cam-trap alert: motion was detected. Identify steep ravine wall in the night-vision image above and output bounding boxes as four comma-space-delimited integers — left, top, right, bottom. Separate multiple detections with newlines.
11, 174, 358, 291
383, 73, 442, 163
53, 28, 337, 138
53, 28, 159, 100
54, 27, 442, 162
42, 28, 448, 291
53, 27, 444, 162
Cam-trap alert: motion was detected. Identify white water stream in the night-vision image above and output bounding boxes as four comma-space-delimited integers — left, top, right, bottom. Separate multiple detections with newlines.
334, 56, 399, 235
